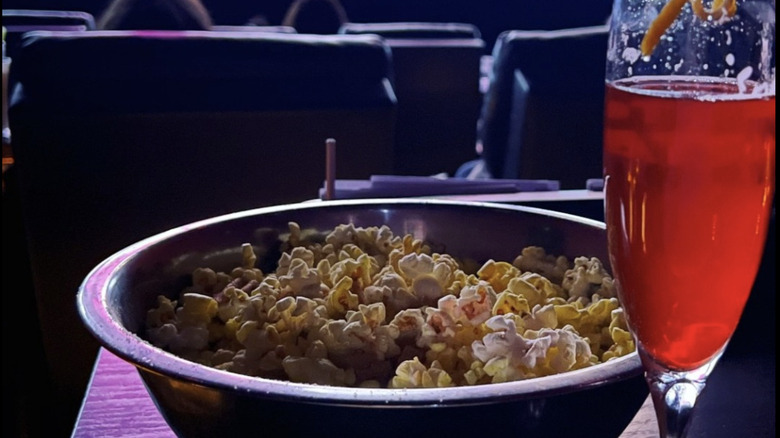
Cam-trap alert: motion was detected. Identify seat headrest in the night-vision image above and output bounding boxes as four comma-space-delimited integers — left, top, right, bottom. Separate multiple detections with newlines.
491, 25, 609, 97
339, 22, 482, 40
11, 30, 396, 113
2, 9, 96, 29
210, 25, 297, 33
479, 25, 610, 179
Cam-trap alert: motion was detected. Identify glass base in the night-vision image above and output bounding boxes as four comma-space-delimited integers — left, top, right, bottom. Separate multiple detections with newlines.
639, 347, 726, 438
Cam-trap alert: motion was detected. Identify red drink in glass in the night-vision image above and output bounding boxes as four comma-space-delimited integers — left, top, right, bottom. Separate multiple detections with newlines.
603, 76, 775, 371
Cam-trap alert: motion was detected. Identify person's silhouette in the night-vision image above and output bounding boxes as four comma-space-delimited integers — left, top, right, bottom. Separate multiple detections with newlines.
282, 0, 348, 34
97, 0, 214, 30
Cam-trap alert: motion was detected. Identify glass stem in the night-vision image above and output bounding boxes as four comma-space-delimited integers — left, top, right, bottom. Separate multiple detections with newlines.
640, 350, 721, 438
647, 374, 704, 438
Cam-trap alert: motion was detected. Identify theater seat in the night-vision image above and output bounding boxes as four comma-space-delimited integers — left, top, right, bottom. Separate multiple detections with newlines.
2, 9, 96, 59
467, 25, 609, 188
339, 22, 485, 176
211, 24, 297, 33
8, 29, 396, 434
339, 21, 481, 39
1, 8, 96, 27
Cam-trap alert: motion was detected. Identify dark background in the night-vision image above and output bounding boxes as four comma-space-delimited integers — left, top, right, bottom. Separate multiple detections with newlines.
8, 3, 773, 438
2, 0, 614, 49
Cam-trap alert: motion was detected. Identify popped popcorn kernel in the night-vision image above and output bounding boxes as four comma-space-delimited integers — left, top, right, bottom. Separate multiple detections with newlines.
177, 293, 218, 326
326, 276, 360, 318
513, 246, 571, 284
390, 357, 454, 388
147, 295, 177, 328
241, 243, 257, 270
563, 256, 615, 300
477, 260, 520, 292
279, 258, 324, 299
282, 356, 356, 386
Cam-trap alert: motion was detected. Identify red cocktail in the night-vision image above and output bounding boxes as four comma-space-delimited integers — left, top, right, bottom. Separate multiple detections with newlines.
605, 2, 775, 434
603, 77, 775, 370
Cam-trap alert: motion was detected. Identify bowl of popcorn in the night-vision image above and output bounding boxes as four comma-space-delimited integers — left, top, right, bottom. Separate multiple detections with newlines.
77, 198, 648, 438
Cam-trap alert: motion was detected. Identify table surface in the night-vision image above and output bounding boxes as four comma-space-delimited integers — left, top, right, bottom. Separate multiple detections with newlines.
70, 192, 775, 438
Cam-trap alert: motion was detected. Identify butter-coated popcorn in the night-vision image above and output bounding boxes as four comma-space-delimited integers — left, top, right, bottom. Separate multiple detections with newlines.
390, 357, 453, 388
278, 258, 324, 298
472, 316, 592, 381
145, 222, 635, 388
477, 260, 520, 292
277, 246, 315, 276
389, 308, 426, 344
456, 282, 497, 325
397, 252, 453, 305
492, 289, 531, 316
215, 287, 252, 323
328, 252, 375, 294
363, 279, 419, 319
147, 295, 177, 328
236, 320, 281, 360
325, 276, 360, 318
282, 356, 357, 386
513, 246, 570, 284
563, 256, 616, 299
521, 303, 559, 331
178, 293, 219, 326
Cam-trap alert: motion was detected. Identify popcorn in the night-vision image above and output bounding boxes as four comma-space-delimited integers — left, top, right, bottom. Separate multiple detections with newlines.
325, 276, 360, 318
328, 252, 374, 294
236, 320, 280, 360
277, 246, 315, 276
472, 316, 593, 382
390, 357, 453, 388
562, 256, 616, 300
241, 243, 257, 269
146, 295, 177, 328
282, 356, 357, 386
145, 222, 635, 389
267, 296, 326, 334
389, 308, 426, 344
177, 293, 218, 326
362, 279, 420, 319
216, 286, 251, 323
603, 308, 635, 361
492, 290, 531, 317
190, 268, 218, 293
513, 246, 571, 284
278, 258, 324, 298
477, 260, 520, 292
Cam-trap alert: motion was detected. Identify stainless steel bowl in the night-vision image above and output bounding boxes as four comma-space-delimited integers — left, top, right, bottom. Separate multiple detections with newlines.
77, 199, 647, 438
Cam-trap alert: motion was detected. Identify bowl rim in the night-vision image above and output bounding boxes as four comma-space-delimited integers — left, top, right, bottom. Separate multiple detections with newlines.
76, 198, 642, 406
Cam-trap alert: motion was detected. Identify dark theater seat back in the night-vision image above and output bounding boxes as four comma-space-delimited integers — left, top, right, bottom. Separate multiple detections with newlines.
339, 21, 481, 39
8, 29, 396, 426
1, 8, 96, 27
339, 22, 485, 176
2, 9, 96, 59
480, 26, 609, 188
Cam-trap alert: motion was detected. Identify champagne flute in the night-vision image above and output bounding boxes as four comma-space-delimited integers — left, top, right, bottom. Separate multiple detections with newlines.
603, 0, 775, 436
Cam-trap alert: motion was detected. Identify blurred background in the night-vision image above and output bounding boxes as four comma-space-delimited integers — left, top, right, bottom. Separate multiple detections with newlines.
3, 0, 613, 47
6, 2, 725, 438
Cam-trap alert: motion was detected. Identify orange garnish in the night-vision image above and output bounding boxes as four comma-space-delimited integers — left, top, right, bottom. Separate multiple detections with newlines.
691, 0, 737, 20
641, 0, 738, 56
641, 0, 689, 56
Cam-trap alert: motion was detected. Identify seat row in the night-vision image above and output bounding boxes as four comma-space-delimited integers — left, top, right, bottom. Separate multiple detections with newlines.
5, 9, 610, 188
2, 12, 610, 435
1, 17, 487, 432
3, 9, 488, 177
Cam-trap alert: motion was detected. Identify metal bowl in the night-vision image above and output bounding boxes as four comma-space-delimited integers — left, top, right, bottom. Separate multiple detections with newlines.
77, 199, 647, 438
